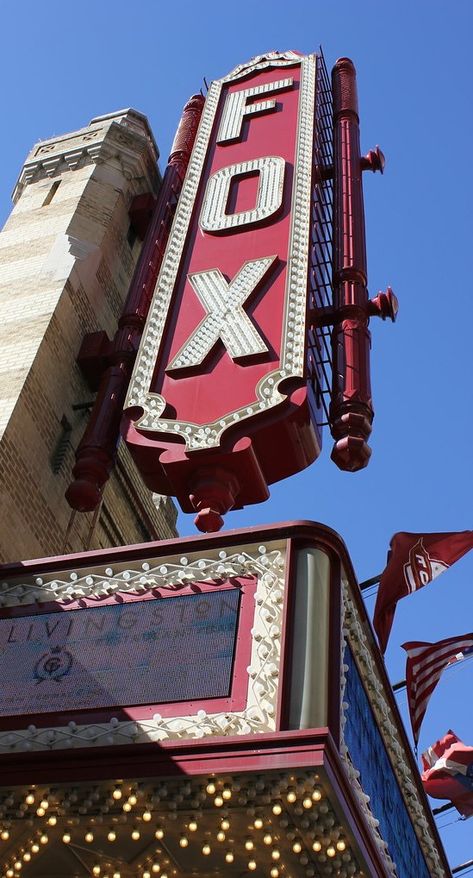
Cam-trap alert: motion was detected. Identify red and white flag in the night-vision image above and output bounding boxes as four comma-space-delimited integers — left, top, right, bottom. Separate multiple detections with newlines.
373, 531, 473, 653
422, 730, 473, 817
402, 635, 473, 746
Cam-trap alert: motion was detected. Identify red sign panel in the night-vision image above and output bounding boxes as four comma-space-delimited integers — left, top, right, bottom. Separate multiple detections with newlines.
122, 52, 322, 530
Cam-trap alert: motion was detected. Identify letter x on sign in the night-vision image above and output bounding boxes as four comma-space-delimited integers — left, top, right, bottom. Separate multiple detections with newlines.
166, 256, 276, 371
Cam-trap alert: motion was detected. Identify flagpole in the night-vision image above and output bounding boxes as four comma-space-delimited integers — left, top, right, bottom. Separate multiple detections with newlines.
392, 679, 406, 692
452, 860, 473, 875
359, 574, 381, 590
432, 802, 455, 816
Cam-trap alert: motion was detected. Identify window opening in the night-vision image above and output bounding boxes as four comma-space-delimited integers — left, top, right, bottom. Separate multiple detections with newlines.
42, 180, 61, 206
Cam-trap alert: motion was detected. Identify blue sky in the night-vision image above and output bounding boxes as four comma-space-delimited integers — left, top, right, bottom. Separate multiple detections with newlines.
1, 0, 472, 869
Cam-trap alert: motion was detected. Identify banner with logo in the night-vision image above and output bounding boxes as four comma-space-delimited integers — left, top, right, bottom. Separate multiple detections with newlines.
373, 531, 473, 653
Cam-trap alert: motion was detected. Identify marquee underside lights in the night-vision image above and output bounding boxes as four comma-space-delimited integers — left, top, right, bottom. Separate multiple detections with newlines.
0, 772, 365, 878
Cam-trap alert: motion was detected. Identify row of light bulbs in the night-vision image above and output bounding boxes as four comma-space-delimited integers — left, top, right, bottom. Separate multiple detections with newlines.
0, 774, 321, 817
0, 773, 364, 878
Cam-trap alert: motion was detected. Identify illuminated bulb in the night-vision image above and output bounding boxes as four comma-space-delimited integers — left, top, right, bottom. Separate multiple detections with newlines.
155, 828, 164, 840
272, 803, 282, 815
202, 843, 211, 856
112, 788, 122, 801
245, 838, 254, 851
6, 869, 14, 877
214, 796, 224, 808
336, 840, 346, 852
312, 788, 322, 802
31, 845, 39, 854
131, 829, 140, 841
47, 816, 57, 826
40, 835, 48, 845
142, 811, 152, 822
40, 800, 48, 809
286, 789, 297, 803
14, 862, 22, 871
62, 833, 71, 844
217, 831, 225, 842
85, 831, 94, 843
188, 821, 197, 832
263, 833, 272, 845
179, 836, 189, 848
92, 867, 101, 877
107, 830, 116, 842
36, 807, 45, 817
312, 841, 322, 852
151, 866, 160, 874
113, 873, 121, 878
327, 846, 336, 858
123, 802, 132, 812
271, 848, 281, 861
248, 859, 257, 871
1, 829, 10, 840
225, 851, 234, 863
206, 782, 216, 795
25, 794, 35, 806
128, 794, 137, 806
271, 869, 279, 878
222, 787, 231, 801
302, 797, 312, 809
143, 872, 151, 878
23, 853, 31, 862
292, 840, 302, 854
253, 817, 263, 829
220, 819, 230, 831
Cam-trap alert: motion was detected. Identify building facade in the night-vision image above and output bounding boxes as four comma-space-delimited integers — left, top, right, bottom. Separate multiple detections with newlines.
0, 110, 177, 563
0, 53, 453, 878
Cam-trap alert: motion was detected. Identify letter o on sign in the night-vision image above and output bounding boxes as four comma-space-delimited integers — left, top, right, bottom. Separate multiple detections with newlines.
200, 156, 285, 233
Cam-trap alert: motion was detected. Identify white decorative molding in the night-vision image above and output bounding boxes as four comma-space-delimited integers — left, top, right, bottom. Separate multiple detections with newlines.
223, 51, 303, 84
0, 542, 286, 753
340, 578, 447, 878
125, 52, 317, 453
12, 109, 159, 203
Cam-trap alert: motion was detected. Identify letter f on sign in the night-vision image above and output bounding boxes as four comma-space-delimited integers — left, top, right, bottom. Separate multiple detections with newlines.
217, 78, 293, 143
166, 256, 277, 371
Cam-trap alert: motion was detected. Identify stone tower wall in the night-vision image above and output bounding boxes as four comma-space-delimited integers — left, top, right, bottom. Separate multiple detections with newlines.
0, 110, 177, 563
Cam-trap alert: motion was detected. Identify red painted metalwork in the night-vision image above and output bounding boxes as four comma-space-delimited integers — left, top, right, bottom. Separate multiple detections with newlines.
122, 57, 322, 533
65, 93, 205, 512
328, 57, 390, 472
64, 53, 397, 528
329, 58, 373, 470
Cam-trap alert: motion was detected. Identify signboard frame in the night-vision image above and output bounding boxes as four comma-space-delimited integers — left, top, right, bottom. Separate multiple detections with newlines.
0, 576, 257, 730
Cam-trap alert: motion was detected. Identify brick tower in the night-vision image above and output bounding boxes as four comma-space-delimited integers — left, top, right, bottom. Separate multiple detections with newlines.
0, 109, 177, 563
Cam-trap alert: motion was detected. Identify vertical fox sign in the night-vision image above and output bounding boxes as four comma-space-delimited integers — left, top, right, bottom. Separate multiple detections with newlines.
122, 51, 322, 531
66, 50, 394, 529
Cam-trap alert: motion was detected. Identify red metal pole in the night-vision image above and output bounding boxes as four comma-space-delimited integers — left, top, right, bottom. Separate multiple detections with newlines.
66, 94, 205, 512
329, 58, 373, 471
